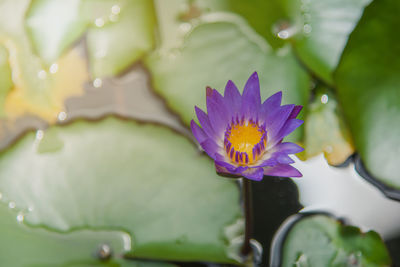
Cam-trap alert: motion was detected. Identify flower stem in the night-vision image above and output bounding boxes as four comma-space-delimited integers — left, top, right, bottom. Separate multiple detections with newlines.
241, 178, 253, 256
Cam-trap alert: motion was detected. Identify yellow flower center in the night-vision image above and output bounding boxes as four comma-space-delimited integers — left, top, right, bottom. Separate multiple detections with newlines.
224, 118, 267, 165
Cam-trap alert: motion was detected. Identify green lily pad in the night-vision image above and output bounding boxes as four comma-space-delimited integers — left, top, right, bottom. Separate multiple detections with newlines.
271, 214, 391, 267
0, 117, 242, 263
299, 86, 354, 165
0, 45, 13, 117
85, 0, 156, 78
0, 202, 177, 266
334, 0, 400, 192
284, 0, 372, 84
25, 0, 87, 64
146, 15, 310, 141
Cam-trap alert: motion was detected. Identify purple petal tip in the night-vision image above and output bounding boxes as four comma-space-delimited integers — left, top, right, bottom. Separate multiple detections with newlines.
206, 86, 213, 97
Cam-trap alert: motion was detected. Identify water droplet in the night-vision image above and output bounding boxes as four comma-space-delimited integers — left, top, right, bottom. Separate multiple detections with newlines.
273, 21, 297, 40
8, 201, 16, 209
36, 130, 44, 140
97, 244, 112, 261
95, 18, 105, 27
111, 5, 120, 15
321, 94, 329, 104
93, 78, 103, 88
57, 111, 67, 121
277, 30, 290, 39
324, 145, 333, 153
179, 22, 192, 32
296, 253, 309, 265
303, 24, 312, 34
300, 4, 309, 12
0, 192, 2, 200
16, 213, 24, 223
49, 63, 58, 74
95, 50, 106, 59
28, 207, 34, 212
38, 70, 47, 79
109, 13, 119, 22
348, 253, 359, 266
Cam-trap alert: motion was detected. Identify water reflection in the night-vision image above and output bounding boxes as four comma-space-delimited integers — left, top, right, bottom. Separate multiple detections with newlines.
293, 154, 400, 239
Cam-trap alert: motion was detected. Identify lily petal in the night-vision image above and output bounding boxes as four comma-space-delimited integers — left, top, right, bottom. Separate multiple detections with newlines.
224, 80, 241, 114
240, 72, 261, 118
206, 88, 230, 135
190, 120, 208, 144
263, 164, 302, 177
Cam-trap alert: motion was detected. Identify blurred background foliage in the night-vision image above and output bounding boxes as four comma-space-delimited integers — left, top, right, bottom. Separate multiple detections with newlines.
0, 0, 398, 266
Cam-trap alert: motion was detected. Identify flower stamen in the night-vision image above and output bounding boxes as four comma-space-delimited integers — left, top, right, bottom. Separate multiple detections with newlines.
224, 117, 267, 165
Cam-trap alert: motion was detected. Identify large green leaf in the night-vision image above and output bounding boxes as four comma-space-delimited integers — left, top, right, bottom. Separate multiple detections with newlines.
272, 214, 391, 266
0, 202, 176, 266
284, 0, 372, 84
146, 15, 310, 141
299, 86, 354, 165
334, 0, 400, 191
0, 117, 242, 263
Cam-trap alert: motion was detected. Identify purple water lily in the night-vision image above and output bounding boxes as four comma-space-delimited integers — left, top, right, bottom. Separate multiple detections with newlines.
190, 72, 304, 181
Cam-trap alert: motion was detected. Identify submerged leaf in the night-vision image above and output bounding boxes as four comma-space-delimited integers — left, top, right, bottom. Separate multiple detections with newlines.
299, 87, 354, 165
